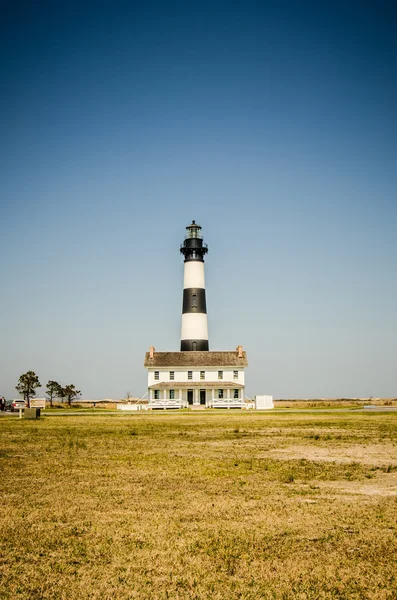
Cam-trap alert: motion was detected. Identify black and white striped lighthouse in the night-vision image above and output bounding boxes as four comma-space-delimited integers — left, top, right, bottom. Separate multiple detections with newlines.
180, 220, 209, 351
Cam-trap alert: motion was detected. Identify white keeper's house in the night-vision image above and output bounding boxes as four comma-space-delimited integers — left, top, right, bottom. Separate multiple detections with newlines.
145, 346, 248, 409
144, 220, 249, 409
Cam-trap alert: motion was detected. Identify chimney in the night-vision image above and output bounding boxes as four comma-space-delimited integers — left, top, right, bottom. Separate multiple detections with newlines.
237, 345, 243, 358
149, 346, 155, 359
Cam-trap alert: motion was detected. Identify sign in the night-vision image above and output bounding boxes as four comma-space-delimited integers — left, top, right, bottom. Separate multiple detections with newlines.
30, 399, 46, 409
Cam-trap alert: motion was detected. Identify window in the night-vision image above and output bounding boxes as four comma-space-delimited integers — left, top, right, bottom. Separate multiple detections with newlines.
170, 371, 174, 380
154, 390, 160, 400
218, 371, 223, 380
169, 390, 174, 399
192, 341, 197, 351
154, 371, 159, 381
233, 370, 238, 380
218, 389, 224, 399
192, 293, 197, 308
234, 389, 239, 399
188, 371, 193, 380
200, 371, 205, 380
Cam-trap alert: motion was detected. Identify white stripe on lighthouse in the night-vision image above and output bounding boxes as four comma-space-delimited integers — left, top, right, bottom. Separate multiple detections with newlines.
183, 261, 205, 289
181, 313, 208, 341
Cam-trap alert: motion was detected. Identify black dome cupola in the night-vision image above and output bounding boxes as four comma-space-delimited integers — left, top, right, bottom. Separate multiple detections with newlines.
180, 220, 208, 262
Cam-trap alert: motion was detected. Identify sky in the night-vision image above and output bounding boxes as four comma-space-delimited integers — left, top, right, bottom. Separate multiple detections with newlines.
1, 0, 396, 399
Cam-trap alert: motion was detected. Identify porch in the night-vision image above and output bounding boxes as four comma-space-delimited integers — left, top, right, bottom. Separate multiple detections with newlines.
148, 381, 245, 409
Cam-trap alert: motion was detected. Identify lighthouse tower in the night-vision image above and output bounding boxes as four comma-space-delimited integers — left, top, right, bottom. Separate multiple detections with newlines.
145, 220, 250, 409
179, 220, 209, 351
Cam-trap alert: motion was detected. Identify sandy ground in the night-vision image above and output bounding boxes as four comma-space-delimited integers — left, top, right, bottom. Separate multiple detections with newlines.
267, 442, 397, 498
317, 473, 397, 498
268, 443, 397, 466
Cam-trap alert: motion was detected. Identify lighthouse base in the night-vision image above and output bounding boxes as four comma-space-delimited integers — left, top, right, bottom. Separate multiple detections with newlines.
180, 339, 209, 351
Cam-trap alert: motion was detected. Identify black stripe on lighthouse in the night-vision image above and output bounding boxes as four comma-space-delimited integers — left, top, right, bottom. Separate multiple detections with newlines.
182, 288, 207, 314
181, 339, 209, 351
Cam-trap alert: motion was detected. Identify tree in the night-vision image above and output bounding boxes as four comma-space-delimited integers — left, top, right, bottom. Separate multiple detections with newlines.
46, 380, 62, 408
16, 371, 41, 408
58, 386, 66, 404
62, 384, 81, 407
125, 392, 139, 404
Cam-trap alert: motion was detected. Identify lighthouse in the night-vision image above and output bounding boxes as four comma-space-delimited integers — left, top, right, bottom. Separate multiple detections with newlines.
179, 220, 209, 351
144, 221, 250, 410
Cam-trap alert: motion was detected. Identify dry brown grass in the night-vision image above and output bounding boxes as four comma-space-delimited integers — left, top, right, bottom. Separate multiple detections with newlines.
1, 411, 397, 599
275, 398, 397, 408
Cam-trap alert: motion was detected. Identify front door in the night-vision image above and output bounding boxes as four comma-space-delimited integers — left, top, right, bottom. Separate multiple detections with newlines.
200, 390, 206, 405
187, 390, 193, 405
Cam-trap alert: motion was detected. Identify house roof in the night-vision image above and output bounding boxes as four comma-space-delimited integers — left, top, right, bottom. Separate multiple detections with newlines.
144, 350, 248, 368
149, 381, 244, 390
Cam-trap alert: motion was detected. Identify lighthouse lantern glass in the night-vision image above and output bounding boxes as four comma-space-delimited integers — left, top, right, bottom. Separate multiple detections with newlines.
186, 223, 202, 239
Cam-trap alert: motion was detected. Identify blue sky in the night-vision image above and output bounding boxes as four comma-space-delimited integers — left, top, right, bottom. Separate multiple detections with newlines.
1, 1, 396, 399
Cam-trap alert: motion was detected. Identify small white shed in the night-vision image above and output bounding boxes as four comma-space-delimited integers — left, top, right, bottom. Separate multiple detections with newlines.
255, 395, 274, 410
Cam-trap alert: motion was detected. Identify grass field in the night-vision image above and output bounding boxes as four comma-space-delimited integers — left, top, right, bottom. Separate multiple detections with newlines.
1, 410, 397, 599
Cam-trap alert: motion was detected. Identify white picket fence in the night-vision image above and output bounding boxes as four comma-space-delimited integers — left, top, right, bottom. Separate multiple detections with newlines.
208, 399, 244, 409
148, 399, 187, 410
147, 399, 247, 410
